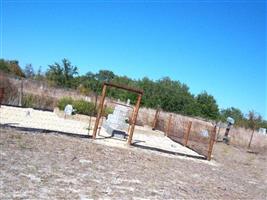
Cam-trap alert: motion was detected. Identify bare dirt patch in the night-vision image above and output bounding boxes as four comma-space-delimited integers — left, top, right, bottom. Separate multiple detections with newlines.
1, 127, 266, 199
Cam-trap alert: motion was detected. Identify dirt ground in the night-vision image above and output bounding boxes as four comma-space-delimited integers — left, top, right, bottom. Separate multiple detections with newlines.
1, 127, 267, 199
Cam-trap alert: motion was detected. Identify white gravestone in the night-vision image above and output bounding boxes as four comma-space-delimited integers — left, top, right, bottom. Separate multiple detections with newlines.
102, 101, 130, 138
64, 104, 73, 116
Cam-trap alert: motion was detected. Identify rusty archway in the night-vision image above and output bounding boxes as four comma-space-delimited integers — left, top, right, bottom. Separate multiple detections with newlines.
92, 82, 143, 145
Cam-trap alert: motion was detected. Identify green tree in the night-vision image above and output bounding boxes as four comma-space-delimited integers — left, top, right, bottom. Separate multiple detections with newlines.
155, 77, 197, 116
247, 111, 262, 148
0, 59, 10, 73
9, 60, 25, 77
108, 75, 136, 103
246, 111, 261, 130
95, 70, 115, 83
220, 107, 245, 126
46, 58, 78, 87
78, 72, 102, 113
0, 59, 25, 77
196, 91, 219, 120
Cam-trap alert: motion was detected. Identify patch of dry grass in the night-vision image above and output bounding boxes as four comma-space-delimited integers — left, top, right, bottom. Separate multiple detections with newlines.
217, 127, 267, 153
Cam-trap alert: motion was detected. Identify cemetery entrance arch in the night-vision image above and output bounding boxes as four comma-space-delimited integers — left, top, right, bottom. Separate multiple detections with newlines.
92, 82, 143, 145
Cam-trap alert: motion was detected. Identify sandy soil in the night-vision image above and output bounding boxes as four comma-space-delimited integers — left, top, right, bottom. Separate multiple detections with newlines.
0, 106, 90, 135
1, 126, 267, 199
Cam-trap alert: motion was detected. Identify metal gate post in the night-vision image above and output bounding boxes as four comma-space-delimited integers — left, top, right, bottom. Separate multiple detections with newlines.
92, 84, 107, 139
127, 94, 142, 145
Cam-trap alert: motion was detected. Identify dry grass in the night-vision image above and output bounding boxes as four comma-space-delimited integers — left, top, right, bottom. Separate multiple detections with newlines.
217, 127, 267, 152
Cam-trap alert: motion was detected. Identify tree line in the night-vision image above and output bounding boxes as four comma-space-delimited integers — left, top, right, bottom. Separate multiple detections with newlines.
1, 58, 266, 129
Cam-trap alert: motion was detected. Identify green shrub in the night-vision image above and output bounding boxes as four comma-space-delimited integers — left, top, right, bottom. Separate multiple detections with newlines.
57, 97, 114, 116
57, 97, 95, 116
103, 106, 114, 117
57, 97, 73, 110
73, 99, 95, 116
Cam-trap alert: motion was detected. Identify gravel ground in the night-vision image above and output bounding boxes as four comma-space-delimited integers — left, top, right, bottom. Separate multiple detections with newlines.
1, 126, 266, 199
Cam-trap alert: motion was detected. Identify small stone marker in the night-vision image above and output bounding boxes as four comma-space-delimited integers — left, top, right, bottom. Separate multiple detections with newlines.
127, 99, 130, 106
64, 104, 73, 116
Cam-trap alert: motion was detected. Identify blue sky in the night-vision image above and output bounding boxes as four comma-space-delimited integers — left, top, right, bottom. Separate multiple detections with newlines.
1, 0, 266, 119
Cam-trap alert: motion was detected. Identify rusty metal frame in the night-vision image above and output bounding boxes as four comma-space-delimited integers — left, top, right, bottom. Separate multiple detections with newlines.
92, 82, 143, 145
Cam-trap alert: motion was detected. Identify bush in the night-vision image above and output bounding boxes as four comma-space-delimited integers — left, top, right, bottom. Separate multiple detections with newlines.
57, 97, 96, 116
73, 99, 95, 116
103, 106, 114, 117
57, 97, 114, 116
57, 97, 73, 110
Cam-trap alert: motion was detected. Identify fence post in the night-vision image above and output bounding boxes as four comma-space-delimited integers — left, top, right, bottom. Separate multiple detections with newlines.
183, 121, 192, 146
152, 109, 160, 130
97, 104, 107, 135
165, 114, 172, 136
248, 128, 255, 149
207, 125, 217, 161
19, 79, 23, 106
127, 94, 142, 145
92, 84, 107, 139
128, 106, 136, 133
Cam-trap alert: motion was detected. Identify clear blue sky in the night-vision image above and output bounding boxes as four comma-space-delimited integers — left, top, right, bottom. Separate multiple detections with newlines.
1, 0, 266, 119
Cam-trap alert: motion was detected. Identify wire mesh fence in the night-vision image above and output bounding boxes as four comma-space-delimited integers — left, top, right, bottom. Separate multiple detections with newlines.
187, 121, 215, 159
167, 115, 188, 145
2, 71, 264, 157
154, 111, 216, 160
